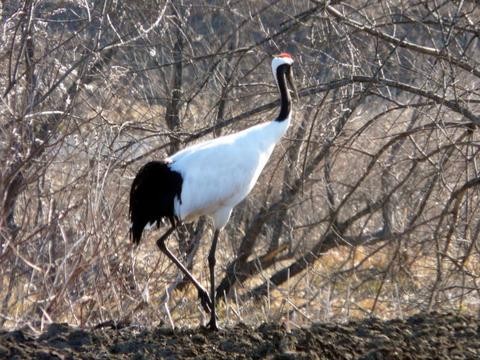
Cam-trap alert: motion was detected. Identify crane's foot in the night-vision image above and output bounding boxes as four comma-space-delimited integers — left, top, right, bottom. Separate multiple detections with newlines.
206, 318, 220, 331
197, 289, 213, 314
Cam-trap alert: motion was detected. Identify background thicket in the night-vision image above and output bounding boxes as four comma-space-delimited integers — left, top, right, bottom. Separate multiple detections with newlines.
1, 0, 479, 330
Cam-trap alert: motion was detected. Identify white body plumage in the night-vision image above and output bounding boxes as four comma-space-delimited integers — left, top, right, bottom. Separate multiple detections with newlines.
169, 115, 291, 229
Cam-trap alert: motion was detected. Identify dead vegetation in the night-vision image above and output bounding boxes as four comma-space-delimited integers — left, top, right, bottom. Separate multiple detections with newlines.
0, 0, 479, 332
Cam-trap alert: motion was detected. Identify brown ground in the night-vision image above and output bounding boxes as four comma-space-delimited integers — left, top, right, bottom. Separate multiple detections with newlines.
1, 312, 479, 359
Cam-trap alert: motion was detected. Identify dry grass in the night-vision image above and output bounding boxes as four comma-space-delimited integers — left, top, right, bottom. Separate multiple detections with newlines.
1, 0, 479, 332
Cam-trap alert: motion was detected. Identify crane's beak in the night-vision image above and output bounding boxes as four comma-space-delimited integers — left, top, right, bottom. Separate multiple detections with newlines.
287, 66, 299, 101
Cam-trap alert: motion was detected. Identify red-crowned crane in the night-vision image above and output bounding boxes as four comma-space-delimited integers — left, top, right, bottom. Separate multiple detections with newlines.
129, 53, 297, 331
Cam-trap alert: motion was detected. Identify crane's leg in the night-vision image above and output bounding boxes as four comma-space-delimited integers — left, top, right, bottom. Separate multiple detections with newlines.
207, 229, 220, 331
156, 226, 212, 314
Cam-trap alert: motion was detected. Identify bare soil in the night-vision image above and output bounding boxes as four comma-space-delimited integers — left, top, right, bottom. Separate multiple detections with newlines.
1, 312, 479, 359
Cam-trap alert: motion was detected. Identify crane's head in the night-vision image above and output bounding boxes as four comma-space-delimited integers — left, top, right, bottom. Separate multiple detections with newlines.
272, 52, 294, 68
271, 52, 298, 99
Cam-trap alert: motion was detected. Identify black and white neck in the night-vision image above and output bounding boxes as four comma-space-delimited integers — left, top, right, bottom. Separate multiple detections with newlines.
271, 53, 295, 122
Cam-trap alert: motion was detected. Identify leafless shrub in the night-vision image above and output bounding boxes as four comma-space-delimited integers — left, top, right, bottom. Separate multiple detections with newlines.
0, 0, 479, 330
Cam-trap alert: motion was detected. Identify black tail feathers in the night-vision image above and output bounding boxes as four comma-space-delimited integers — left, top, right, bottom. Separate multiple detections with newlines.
129, 161, 183, 245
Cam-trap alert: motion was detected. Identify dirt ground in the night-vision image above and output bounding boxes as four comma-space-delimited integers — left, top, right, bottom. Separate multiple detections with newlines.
1, 312, 479, 359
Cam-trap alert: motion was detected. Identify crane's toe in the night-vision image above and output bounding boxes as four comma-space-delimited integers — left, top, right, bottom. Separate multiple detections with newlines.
206, 318, 220, 331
